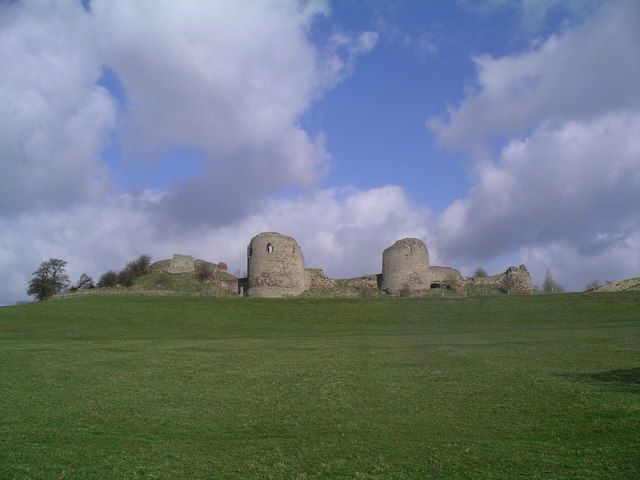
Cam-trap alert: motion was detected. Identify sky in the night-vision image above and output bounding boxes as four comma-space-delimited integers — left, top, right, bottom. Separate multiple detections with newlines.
1, 0, 639, 304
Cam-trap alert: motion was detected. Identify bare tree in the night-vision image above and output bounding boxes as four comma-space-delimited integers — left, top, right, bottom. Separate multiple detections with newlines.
584, 279, 601, 291
27, 258, 70, 301
71, 273, 94, 290
542, 268, 565, 293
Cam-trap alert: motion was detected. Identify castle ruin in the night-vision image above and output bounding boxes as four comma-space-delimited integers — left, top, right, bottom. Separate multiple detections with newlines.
245, 232, 307, 298
151, 232, 535, 297
239, 232, 535, 297
381, 238, 430, 296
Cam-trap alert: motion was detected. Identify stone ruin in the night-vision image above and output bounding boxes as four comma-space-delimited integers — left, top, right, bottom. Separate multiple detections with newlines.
241, 232, 535, 297
381, 238, 430, 296
150, 233, 536, 298
245, 232, 307, 298
150, 254, 225, 274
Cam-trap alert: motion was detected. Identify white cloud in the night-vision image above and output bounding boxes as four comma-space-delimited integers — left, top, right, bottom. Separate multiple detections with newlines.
88, 0, 378, 226
426, 1, 640, 290
522, 234, 640, 291
1, 0, 379, 219
432, 111, 640, 284
430, 1, 640, 152
0, 1, 116, 213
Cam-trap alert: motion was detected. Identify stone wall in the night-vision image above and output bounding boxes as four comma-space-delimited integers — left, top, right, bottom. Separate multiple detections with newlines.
150, 260, 171, 273
151, 255, 220, 275
168, 254, 195, 273
151, 234, 536, 297
306, 268, 335, 288
464, 265, 535, 294
336, 275, 380, 289
381, 238, 430, 295
246, 232, 308, 297
429, 266, 463, 288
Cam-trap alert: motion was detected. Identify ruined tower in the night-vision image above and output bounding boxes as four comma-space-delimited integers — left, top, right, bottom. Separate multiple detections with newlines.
381, 238, 430, 295
246, 232, 307, 298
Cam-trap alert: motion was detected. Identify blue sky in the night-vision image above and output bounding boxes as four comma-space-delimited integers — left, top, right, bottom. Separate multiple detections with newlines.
1, 0, 639, 304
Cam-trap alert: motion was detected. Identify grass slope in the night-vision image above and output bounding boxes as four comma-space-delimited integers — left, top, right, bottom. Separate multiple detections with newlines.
1, 293, 638, 479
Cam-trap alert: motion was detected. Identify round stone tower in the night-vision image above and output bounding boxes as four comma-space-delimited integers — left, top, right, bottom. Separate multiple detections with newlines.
246, 232, 307, 298
381, 238, 430, 295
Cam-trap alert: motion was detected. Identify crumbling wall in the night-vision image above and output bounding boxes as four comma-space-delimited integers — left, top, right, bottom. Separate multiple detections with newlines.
168, 254, 195, 273
246, 232, 308, 297
306, 268, 335, 288
336, 275, 380, 289
429, 266, 463, 288
151, 235, 535, 298
381, 238, 430, 295
464, 265, 535, 294
150, 260, 171, 273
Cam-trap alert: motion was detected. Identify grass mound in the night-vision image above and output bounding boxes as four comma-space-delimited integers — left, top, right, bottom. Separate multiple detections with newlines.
59, 270, 238, 299
1, 292, 638, 479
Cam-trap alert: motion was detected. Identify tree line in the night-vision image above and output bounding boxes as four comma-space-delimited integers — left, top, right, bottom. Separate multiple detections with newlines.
27, 255, 151, 301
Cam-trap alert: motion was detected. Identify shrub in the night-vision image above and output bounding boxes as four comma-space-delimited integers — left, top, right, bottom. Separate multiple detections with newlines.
97, 270, 118, 288
196, 262, 212, 282
474, 267, 488, 278
156, 272, 170, 288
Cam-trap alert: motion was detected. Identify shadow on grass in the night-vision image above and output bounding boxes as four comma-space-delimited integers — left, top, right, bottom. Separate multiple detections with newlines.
564, 367, 640, 394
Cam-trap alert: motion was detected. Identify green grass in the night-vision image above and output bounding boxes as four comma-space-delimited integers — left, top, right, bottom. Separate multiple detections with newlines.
1, 293, 638, 479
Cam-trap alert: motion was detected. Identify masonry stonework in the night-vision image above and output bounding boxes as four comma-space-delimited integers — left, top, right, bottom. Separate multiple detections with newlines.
246, 232, 307, 298
464, 265, 535, 293
381, 238, 430, 295
429, 266, 463, 288
151, 232, 536, 297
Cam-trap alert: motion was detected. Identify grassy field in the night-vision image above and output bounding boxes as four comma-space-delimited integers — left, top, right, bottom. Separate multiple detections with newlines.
0, 292, 638, 479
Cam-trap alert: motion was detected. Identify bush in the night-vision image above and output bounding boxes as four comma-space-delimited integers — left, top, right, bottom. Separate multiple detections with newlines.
474, 267, 488, 278
97, 270, 118, 288
196, 262, 212, 282
123, 254, 151, 279
156, 272, 170, 288
99, 255, 152, 288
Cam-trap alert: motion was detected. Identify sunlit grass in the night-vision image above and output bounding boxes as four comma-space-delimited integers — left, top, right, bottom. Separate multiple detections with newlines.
1, 293, 638, 479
